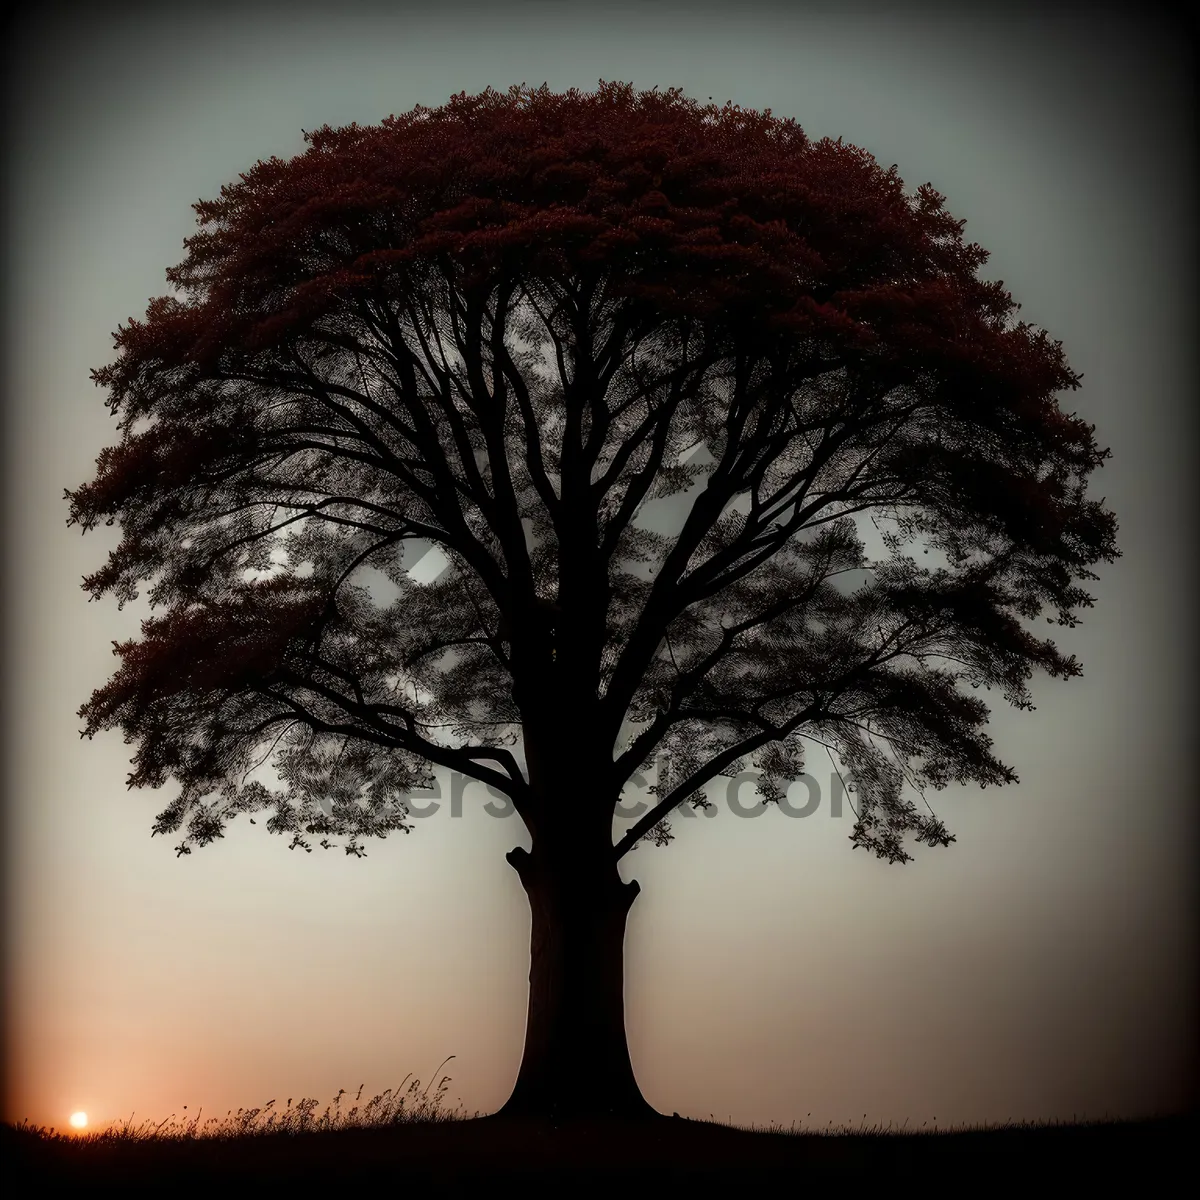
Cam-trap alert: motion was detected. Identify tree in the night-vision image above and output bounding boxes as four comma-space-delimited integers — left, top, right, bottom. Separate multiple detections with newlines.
66, 81, 1119, 1121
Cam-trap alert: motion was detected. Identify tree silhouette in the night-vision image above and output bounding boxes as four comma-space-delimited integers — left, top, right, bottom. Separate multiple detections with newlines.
66, 81, 1119, 1120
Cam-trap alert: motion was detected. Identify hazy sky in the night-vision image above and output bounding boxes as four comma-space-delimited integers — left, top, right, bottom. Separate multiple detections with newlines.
4, 1, 1195, 1131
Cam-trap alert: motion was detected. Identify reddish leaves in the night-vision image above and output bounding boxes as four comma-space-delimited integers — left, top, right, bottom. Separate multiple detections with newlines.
79, 579, 325, 738
67, 420, 257, 535
94, 80, 1028, 384
70, 81, 1120, 863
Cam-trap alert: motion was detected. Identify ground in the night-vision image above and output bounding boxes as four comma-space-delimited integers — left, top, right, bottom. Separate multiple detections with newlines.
4, 1111, 1192, 1189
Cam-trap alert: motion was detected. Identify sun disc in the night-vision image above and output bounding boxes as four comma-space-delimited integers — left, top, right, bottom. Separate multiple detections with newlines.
69, 1111, 88, 1129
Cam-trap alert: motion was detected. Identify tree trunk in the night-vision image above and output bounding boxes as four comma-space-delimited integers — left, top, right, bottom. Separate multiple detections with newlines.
499, 844, 658, 1120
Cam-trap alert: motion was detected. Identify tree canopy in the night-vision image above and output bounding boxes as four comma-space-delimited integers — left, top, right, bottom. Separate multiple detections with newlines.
67, 80, 1119, 867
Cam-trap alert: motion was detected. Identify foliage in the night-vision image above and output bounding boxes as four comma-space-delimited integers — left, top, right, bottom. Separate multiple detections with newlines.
66, 81, 1118, 863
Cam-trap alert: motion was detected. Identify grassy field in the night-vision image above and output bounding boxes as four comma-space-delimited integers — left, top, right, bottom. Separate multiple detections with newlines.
5, 1075, 1192, 1188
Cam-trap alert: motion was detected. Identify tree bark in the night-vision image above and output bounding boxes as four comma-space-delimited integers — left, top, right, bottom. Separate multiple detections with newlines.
499, 844, 658, 1120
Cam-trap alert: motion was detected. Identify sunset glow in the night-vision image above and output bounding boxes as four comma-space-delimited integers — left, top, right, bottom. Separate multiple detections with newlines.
69, 1112, 88, 1129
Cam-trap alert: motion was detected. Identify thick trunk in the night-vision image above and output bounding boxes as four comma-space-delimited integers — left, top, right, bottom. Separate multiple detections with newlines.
499, 844, 657, 1120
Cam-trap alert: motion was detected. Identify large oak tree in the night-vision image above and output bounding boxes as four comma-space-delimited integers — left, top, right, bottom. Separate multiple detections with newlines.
67, 82, 1118, 1120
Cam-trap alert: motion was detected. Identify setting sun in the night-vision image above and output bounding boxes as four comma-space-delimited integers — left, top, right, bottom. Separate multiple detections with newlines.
69, 1112, 88, 1129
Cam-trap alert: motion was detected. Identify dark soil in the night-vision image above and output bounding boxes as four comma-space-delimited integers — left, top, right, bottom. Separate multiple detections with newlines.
4, 1110, 1192, 1190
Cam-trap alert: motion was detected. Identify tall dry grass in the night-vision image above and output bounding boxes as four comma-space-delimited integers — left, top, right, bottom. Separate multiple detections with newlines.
14, 1055, 477, 1145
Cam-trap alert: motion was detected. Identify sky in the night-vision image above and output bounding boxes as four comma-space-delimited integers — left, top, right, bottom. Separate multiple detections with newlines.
3, 0, 1196, 1132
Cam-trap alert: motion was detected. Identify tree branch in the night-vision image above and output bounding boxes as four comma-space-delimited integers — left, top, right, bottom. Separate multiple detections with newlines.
612, 700, 820, 861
